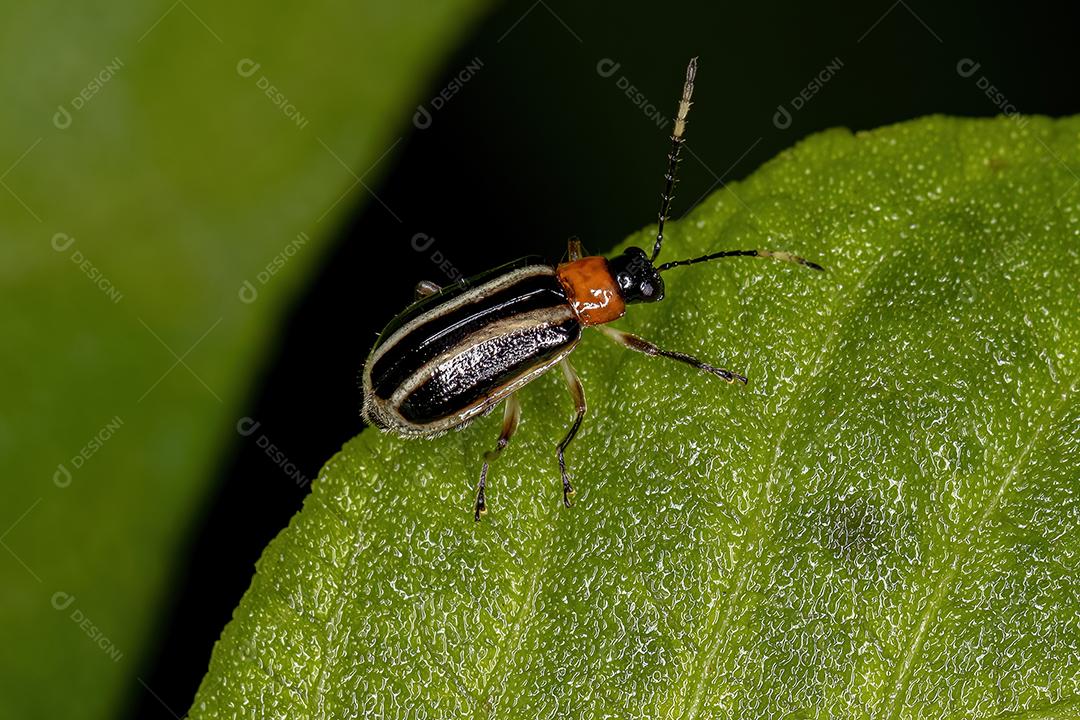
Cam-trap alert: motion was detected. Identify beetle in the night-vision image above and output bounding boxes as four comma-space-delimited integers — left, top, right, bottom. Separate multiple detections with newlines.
362, 58, 823, 520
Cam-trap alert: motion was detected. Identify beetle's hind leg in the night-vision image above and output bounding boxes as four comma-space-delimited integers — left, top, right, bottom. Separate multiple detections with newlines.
415, 280, 442, 299
597, 326, 748, 384
475, 394, 521, 521
557, 359, 588, 508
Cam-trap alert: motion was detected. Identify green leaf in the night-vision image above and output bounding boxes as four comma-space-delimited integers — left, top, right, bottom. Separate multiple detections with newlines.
0, 2, 485, 717
191, 115, 1080, 719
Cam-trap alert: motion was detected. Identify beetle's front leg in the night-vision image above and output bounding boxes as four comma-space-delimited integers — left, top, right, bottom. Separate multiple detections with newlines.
597, 326, 748, 384
475, 394, 521, 521
557, 359, 587, 508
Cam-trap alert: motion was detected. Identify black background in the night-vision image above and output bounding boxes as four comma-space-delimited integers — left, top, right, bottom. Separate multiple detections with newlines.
130, 1, 1080, 716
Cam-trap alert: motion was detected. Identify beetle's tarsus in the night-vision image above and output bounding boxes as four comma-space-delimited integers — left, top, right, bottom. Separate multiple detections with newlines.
474, 494, 486, 522
562, 470, 575, 508
473, 395, 520, 522
557, 359, 587, 511
475, 465, 488, 522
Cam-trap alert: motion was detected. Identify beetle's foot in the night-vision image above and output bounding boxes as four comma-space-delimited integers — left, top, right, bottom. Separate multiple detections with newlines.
706, 364, 748, 384
562, 478, 575, 508
474, 465, 488, 522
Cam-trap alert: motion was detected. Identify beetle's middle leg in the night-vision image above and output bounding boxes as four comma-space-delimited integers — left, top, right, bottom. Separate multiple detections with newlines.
597, 326, 749, 384
557, 358, 587, 508
475, 394, 521, 521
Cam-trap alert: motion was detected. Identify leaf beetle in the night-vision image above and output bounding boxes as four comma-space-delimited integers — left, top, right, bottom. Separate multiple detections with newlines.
362, 58, 822, 519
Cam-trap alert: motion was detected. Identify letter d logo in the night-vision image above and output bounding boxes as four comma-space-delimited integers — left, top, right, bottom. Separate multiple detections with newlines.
772, 104, 792, 130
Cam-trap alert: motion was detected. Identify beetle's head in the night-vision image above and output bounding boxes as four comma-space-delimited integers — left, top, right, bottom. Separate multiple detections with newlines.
608, 246, 665, 304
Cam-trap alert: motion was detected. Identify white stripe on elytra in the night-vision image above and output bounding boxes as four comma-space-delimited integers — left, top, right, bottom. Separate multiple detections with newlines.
364, 264, 555, 375
367, 306, 578, 437
391, 305, 576, 405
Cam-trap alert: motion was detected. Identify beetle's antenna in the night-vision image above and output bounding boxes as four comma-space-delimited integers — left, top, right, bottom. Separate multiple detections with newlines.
651, 57, 697, 263
657, 248, 825, 273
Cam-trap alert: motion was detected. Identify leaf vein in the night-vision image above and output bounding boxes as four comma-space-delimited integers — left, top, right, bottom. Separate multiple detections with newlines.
885, 384, 1074, 719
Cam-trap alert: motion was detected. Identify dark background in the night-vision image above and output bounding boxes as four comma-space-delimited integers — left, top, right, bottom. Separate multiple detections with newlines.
131, 0, 1080, 716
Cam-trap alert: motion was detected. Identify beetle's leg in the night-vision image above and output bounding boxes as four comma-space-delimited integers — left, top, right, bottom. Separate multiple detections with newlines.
567, 237, 584, 262
475, 394, 521, 521
557, 358, 587, 508
414, 280, 441, 299
597, 326, 748, 385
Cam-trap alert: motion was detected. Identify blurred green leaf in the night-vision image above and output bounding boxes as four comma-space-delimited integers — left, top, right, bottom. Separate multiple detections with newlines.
190, 116, 1080, 718
0, 1, 486, 717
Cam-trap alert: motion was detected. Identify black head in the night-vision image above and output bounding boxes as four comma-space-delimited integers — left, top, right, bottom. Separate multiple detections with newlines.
608, 247, 665, 304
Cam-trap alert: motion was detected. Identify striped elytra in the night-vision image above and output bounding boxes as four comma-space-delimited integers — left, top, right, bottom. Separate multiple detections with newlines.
362, 261, 581, 436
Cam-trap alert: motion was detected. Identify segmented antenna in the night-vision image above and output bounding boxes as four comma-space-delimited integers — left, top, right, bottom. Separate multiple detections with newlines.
651, 57, 698, 263
657, 248, 825, 273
